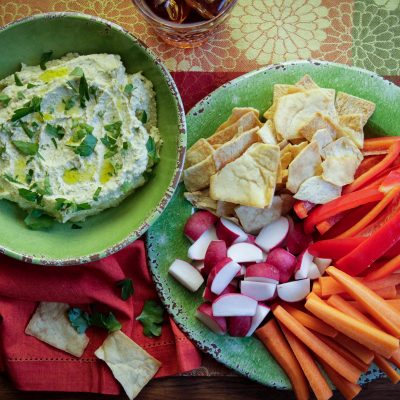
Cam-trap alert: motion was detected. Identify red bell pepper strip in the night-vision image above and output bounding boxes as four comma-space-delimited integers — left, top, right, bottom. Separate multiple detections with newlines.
384, 241, 400, 259
308, 237, 367, 260
343, 141, 400, 194
303, 188, 384, 234
364, 255, 400, 281
336, 187, 400, 239
355, 155, 385, 178
316, 213, 345, 235
379, 170, 400, 193
363, 137, 400, 152
294, 200, 315, 219
335, 208, 400, 276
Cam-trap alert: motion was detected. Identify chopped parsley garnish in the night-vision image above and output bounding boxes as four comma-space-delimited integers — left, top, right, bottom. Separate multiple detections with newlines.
89, 85, 98, 102
71, 223, 82, 229
18, 188, 39, 203
104, 148, 118, 159
101, 135, 117, 148
117, 279, 134, 301
26, 169, 34, 184
45, 123, 65, 140
39, 51, 53, 70
0, 124, 13, 136
19, 121, 34, 139
136, 109, 147, 124
68, 307, 121, 334
104, 121, 122, 138
93, 186, 102, 201
67, 308, 90, 334
35, 176, 52, 196
71, 133, 97, 157
76, 202, 91, 210
63, 96, 76, 111
14, 73, 23, 86
24, 209, 54, 230
17, 91, 25, 100
12, 140, 39, 156
136, 300, 164, 338
122, 141, 129, 150
3, 174, 21, 184
0, 93, 11, 107
11, 96, 42, 121
51, 137, 58, 149
70, 67, 84, 77
0, 145, 5, 156
27, 83, 37, 89
79, 74, 90, 108
124, 83, 134, 95
146, 136, 159, 164
55, 198, 91, 212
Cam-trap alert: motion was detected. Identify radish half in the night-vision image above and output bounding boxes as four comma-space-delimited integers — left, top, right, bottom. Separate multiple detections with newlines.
212, 293, 258, 316
244, 263, 280, 284
228, 316, 252, 337
227, 242, 264, 263
294, 250, 314, 280
266, 248, 296, 283
314, 257, 332, 274
277, 279, 311, 302
240, 280, 277, 301
184, 210, 218, 242
168, 259, 204, 292
246, 304, 271, 336
216, 218, 248, 246
203, 240, 227, 276
286, 216, 311, 255
203, 284, 237, 303
207, 258, 241, 295
307, 262, 322, 280
255, 217, 289, 252
196, 303, 227, 334
187, 226, 218, 260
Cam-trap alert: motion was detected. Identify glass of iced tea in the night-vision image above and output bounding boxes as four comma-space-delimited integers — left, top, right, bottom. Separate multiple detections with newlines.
132, 0, 238, 48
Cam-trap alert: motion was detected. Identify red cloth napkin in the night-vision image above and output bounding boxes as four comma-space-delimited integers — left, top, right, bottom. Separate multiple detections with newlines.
0, 240, 201, 394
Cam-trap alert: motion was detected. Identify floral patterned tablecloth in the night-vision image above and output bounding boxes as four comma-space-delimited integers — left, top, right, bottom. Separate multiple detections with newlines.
1, 0, 399, 378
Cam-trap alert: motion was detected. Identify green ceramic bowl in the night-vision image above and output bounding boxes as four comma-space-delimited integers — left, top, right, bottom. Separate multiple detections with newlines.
0, 13, 186, 265
147, 61, 400, 388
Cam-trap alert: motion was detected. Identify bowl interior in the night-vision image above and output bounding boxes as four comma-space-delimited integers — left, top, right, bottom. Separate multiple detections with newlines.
0, 13, 185, 265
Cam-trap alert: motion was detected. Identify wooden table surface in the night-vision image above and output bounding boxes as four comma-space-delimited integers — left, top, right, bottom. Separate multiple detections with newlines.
1, 374, 399, 399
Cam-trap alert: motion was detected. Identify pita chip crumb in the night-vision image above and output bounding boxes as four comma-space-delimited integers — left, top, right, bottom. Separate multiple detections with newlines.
184, 189, 217, 213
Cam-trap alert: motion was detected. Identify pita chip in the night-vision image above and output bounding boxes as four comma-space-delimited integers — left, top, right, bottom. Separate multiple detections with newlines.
185, 139, 214, 169
183, 155, 216, 192
338, 113, 364, 148
25, 302, 89, 358
295, 74, 320, 90
184, 189, 217, 213
263, 84, 305, 119
235, 196, 283, 234
257, 121, 278, 145
335, 92, 376, 125
294, 176, 342, 204
287, 142, 322, 193
95, 331, 161, 400
216, 107, 259, 133
297, 112, 340, 142
210, 143, 280, 208
280, 151, 293, 170
311, 128, 334, 158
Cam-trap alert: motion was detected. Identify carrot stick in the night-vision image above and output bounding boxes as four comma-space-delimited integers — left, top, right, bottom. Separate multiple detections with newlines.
348, 299, 400, 314
363, 137, 400, 152
317, 358, 362, 400
374, 355, 400, 384
355, 155, 385, 178
316, 213, 345, 235
312, 281, 322, 297
284, 304, 338, 338
305, 293, 399, 358
364, 255, 400, 281
319, 274, 400, 297
326, 266, 400, 338
316, 334, 370, 372
333, 333, 375, 365
336, 187, 400, 239
272, 305, 362, 383
390, 349, 400, 369
340, 285, 397, 301
280, 324, 333, 400
343, 141, 400, 194
255, 319, 309, 400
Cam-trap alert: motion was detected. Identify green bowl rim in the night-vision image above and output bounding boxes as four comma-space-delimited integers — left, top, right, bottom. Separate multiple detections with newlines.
0, 12, 187, 266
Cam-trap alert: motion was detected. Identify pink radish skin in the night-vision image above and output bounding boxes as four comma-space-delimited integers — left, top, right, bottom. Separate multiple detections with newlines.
216, 218, 248, 246
203, 240, 227, 276
207, 258, 241, 295
240, 280, 277, 301
294, 250, 314, 280
187, 226, 218, 260
246, 304, 271, 336
168, 259, 204, 292
184, 210, 218, 242
196, 303, 227, 334
266, 248, 296, 283
203, 284, 237, 303
277, 279, 311, 302
255, 217, 289, 252
244, 263, 280, 284
245, 234, 257, 245
227, 242, 264, 263
285, 216, 311, 255
228, 316, 252, 337
212, 293, 257, 317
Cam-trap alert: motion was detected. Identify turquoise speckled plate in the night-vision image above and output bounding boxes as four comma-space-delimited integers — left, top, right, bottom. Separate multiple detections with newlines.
147, 61, 400, 388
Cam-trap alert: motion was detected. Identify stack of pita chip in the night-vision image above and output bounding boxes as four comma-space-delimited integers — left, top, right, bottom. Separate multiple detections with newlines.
183, 75, 375, 234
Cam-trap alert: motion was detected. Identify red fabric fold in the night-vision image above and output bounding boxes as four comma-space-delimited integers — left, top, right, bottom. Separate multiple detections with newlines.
0, 240, 201, 393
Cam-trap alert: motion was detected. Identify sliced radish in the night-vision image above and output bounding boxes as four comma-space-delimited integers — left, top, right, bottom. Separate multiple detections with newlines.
277, 279, 311, 302
188, 226, 218, 260
228, 316, 252, 337
245, 263, 280, 284
184, 210, 218, 242
266, 248, 296, 283
314, 257, 332, 274
307, 262, 322, 280
245, 234, 257, 244
286, 216, 311, 255
212, 293, 258, 316
294, 250, 314, 280
240, 280, 277, 301
246, 304, 271, 337
168, 259, 204, 292
227, 242, 264, 263
196, 303, 227, 334
207, 258, 241, 295
236, 265, 246, 278
216, 218, 248, 246
203, 284, 237, 303
203, 240, 227, 276
255, 217, 289, 252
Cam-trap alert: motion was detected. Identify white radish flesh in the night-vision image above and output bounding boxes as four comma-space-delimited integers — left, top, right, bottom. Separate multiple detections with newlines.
207, 258, 241, 295
307, 262, 322, 280
294, 250, 314, 280
246, 304, 271, 337
196, 303, 227, 334
227, 242, 264, 263
203, 284, 237, 303
314, 257, 332, 274
188, 226, 218, 260
277, 279, 311, 302
184, 210, 218, 242
244, 263, 280, 284
240, 280, 277, 301
255, 217, 289, 252
169, 259, 204, 292
212, 293, 257, 317
216, 218, 248, 246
